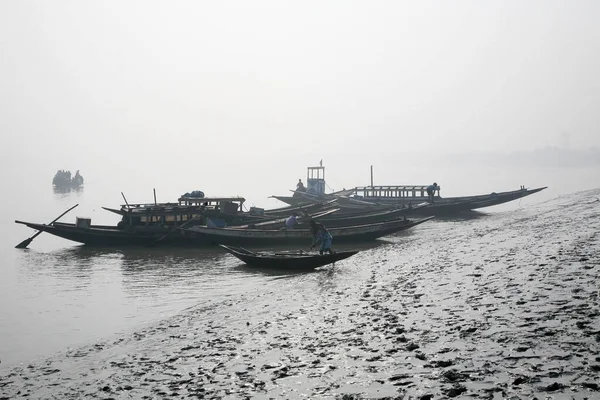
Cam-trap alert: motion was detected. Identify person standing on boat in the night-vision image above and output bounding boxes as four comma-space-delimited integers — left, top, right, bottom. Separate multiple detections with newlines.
309, 220, 333, 255
426, 182, 439, 204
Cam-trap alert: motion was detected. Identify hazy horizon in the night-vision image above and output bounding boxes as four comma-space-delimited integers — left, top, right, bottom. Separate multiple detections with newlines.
1, 1, 599, 200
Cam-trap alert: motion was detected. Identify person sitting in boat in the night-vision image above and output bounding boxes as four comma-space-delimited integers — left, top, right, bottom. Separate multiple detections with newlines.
426, 182, 439, 204
296, 179, 306, 193
309, 220, 333, 255
284, 213, 298, 230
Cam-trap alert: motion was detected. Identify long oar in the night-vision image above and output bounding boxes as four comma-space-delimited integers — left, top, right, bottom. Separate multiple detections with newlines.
15, 204, 79, 249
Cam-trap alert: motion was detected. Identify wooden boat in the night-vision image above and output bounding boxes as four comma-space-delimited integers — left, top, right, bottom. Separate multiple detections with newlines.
271, 163, 547, 214
101, 195, 342, 228
101, 196, 272, 228
219, 245, 359, 270
279, 186, 547, 215
13, 201, 336, 248
14, 195, 250, 247
271, 163, 356, 207
181, 216, 434, 246
14, 216, 432, 247
322, 201, 429, 218
15, 220, 188, 246
233, 208, 341, 229
348, 186, 548, 216
52, 169, 84, 190
261, 199, 339, 218
242, 203, 429, 230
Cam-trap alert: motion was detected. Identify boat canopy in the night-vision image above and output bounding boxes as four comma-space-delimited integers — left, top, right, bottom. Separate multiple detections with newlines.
110, 197, 247, 216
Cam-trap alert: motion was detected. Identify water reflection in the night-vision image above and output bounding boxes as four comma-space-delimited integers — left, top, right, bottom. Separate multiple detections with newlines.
63, 246, 234, 282
18, 246, 98, 282
232, 263, 314, 278
53, 186, 84, 197
17, 245, 241, 293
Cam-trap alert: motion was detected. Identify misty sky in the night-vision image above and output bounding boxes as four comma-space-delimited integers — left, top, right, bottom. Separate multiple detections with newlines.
1, 1, 599, 177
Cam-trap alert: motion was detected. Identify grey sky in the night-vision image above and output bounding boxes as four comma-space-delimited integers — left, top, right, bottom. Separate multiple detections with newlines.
1, 1, 599, 174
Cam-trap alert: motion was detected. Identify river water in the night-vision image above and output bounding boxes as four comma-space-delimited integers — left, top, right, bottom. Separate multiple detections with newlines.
0, 165, 599, 399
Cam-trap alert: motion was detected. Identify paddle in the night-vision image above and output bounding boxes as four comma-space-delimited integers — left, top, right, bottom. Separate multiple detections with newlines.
15, 204, 79, 249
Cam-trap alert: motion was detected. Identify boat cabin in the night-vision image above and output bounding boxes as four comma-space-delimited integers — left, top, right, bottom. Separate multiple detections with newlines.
351, 185, 439, 202
306, 165, 326, 196
177, 196, 246, 214
111, 197, 246, 228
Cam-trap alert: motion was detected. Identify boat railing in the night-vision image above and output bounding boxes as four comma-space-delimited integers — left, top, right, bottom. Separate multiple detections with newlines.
177, 196, 246, 204
178, 196, 246, 213
117, 196, 246, 212
352, 185, 434, 199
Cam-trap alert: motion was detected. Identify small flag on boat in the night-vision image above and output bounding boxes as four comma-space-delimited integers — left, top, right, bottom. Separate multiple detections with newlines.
319, 159, 322, 166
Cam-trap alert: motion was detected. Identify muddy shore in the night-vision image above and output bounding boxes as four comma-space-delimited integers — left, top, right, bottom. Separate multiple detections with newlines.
1, 191, 599, 399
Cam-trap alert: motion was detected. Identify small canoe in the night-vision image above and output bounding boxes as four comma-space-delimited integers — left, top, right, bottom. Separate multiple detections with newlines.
219, 245, 359, 270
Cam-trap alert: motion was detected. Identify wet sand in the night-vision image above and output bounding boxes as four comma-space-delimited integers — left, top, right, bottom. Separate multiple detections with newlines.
1, 191, 599, 399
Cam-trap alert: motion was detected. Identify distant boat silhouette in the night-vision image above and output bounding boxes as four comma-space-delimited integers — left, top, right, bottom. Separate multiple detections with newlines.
52, 170, 84, 190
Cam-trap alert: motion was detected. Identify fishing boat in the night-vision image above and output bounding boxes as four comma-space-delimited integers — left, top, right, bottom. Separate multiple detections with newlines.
52, 170, 84, 190
181, 216, 434, 246
261, 199, 340, 218
273, 164, 547, 215
233, 207, 341, 230
15, 195, 259, 248
348, 185, 548, 215
242, 203, 429, 230
220, 245, 359, 270
271, 162, 354, 207
101, 195, 266, 228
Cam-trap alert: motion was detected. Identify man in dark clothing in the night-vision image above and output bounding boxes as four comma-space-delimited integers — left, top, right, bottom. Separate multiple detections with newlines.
426, 182, 439, 203
309, 220, 333, 255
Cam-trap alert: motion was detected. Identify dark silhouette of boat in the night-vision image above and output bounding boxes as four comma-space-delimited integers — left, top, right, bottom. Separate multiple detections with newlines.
15, 185, 434, 248
181, 217, 434, 247
52, 170, 84, 189
219, 245, 359, 270
271, 163, 547, 215
343, 186, 548, 216
240, 203, 429, 230
15, 214, 434, 247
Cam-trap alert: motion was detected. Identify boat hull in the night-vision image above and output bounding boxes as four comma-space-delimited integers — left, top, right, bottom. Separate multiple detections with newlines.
404, 187, 547, 215
182, 217, 434, 247
15, 216, 433, 247
220, 245, 359, 270
15, 221, 196, 247
274, 187, 547, 215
